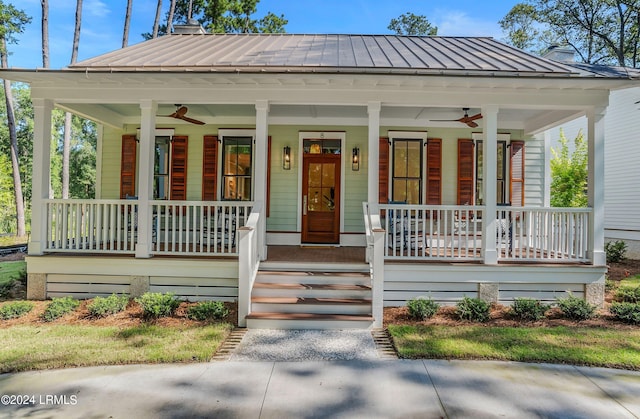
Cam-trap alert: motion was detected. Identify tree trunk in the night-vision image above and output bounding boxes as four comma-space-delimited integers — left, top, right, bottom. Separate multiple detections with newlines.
63, 0, 83, 199
122, 0, 133, 48
167, 0, 176, 34
1, 41, 26, 237
41, 0, 49, 68
153, 0, 162, 38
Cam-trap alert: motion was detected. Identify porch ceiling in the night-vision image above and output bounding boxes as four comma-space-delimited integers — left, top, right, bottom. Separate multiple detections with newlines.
57, 102, 580, 134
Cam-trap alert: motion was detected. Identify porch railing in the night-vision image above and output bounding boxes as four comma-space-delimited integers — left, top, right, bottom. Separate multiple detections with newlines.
150, 201, 252, 256
44, 199, 253, 256
45, 199, 138, 253
378, 204, 485, 261
237, 202, 263, 327
497, 207, 591, 262
375, 203, 591, 263
363, 202, 384, 328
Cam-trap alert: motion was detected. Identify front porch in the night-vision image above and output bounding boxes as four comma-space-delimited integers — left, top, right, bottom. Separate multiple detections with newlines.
26, 199, 606, 329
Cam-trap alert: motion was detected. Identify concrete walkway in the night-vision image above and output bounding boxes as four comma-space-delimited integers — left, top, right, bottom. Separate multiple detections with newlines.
1, 359, 640, 418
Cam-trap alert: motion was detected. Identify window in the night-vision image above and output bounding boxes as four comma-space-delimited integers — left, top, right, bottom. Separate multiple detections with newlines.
222, 137, 252, 201
392, 139, 422, 204
154, 137, 170, 200
475, 140, 507, 205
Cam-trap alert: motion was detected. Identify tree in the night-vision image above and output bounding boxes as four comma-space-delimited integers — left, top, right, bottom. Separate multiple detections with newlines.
388, 12, 437, 36
122, 0, 133, 47
166, 0, 176, 34
0, 1, 31, 237
500, 1, 640, 67
152, 0, 162, 38
550, 129, 588, 207
145, 0, 287, 37
41, 0, 48, 68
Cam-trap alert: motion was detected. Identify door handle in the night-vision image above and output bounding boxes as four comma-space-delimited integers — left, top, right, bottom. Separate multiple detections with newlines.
303, 195, 307, 215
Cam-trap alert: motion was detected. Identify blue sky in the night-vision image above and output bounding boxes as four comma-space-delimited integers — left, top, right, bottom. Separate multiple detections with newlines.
7, 0, 519, 69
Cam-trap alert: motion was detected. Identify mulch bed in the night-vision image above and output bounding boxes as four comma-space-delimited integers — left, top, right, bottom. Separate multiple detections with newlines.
3, 251, 640, 330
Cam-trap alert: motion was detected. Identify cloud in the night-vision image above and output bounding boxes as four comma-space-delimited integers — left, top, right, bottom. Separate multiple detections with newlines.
84, 0, 111, 18
435, 10, 502, 38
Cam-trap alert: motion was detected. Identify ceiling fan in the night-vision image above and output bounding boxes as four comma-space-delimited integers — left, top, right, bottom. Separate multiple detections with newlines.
431, 108, 483, 128
159, 104, 205, 125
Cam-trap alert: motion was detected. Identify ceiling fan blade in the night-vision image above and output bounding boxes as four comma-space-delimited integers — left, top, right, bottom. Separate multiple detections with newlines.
466, 121, 479, 128
467, 113, 483, 122
178, 115, 205, 125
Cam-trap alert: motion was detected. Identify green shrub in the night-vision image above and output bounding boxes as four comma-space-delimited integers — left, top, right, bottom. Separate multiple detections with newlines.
135, 292, 181, 319
455, 297, 491, 322
42, 297, 80, 322
614, 286, 640, 304
0, 301, 34, 320
556, 294, 597, 321
609, 302, 640, 324
511, 298, 549, 321
87, 294, 129, 317
605, 240, 627, 263
605, 278, 616, 292
406, 297, 440, 320
186, 301, 229, 321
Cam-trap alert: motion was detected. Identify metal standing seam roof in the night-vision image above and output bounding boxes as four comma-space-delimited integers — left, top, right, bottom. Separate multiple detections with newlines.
69, 33, 585, 76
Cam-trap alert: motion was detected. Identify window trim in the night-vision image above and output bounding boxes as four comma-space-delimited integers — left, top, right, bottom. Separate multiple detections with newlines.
218, 129, 256, 201
472, 133, 512, 205
388, 131, 428, 205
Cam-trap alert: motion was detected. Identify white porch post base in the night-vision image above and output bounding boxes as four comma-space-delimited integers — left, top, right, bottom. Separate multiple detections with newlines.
483, 249, 498, 265
590, 250, 606, 267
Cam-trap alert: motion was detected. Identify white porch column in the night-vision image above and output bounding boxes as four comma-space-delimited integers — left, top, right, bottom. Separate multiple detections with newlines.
135, 100, 157, 259
482, 105, 499, 265
587, 107, 606, 266
28, 98, 53, 255
255, 100, 269, 260
367, 102, 381, 203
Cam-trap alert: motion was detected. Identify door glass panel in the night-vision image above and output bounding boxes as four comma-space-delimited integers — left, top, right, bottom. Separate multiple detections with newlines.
308, 187, 322, 211
309, 163, 322, 187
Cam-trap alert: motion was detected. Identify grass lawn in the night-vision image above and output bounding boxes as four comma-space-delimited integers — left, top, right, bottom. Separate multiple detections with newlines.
388, 325, 640, 370
621, 275, 640, 287
0, 261, 26, 289
0, 323, 233, 373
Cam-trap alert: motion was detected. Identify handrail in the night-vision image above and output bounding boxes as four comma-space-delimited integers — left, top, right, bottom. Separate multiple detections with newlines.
237, 201, 262, 327
363, 201, 384, 328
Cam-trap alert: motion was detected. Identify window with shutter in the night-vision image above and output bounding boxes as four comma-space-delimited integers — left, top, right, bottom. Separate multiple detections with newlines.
426, 139, 442, 205
510, 140, 525, 206
169, 136, 188, 200
120, 134, 137, 199
202, 135, 218, 201
378, 137, 389, 204
458, 139, 475, 205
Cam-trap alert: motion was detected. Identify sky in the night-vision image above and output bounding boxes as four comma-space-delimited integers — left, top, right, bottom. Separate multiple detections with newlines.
6, 0, 520, 70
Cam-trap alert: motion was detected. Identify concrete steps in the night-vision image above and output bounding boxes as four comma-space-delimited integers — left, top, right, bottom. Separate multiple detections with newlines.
246, 265, 374, 329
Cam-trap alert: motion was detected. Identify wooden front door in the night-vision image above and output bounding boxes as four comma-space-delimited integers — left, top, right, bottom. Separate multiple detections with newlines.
302, 153, 341, 244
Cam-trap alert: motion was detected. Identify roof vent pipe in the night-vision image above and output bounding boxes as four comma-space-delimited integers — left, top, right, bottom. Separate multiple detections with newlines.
542, 45, 575, 63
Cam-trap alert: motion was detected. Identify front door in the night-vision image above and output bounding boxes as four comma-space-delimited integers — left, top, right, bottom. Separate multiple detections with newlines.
301, 143, 341, 244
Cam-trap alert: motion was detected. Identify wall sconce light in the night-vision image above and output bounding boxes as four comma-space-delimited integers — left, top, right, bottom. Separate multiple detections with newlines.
352, 147, 360, 171
283, 146, 291, 170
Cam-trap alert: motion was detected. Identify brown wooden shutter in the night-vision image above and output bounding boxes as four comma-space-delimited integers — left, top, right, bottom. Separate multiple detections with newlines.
120, 134, 137, 199
202, 135, 218, 201
457, 139, 475, 205
426, 138, 442, 205
170, 135, 188, 200
510, 140, 525, 206
379, 137, 389, 204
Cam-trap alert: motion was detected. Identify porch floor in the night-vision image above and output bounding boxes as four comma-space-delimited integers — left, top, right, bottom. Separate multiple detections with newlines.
266, 246, 366, 264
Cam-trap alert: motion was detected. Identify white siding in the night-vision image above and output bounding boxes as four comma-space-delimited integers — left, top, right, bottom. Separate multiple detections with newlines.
604, 88, 640, 239
524, 136, 545, 206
